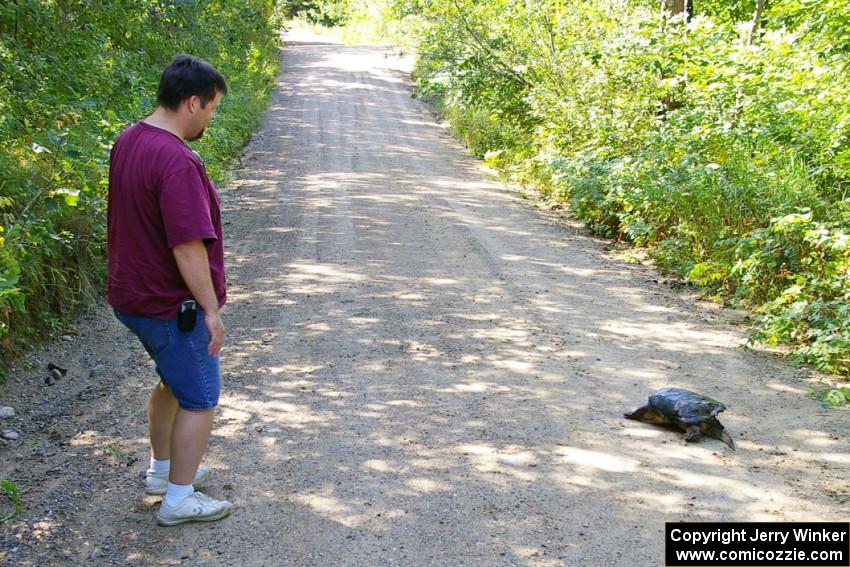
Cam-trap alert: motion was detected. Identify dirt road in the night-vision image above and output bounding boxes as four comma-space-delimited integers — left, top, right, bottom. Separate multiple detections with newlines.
1, 31, 847, 566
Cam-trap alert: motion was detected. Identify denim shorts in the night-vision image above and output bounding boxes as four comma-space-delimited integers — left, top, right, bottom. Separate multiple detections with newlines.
114, 308, 221, 410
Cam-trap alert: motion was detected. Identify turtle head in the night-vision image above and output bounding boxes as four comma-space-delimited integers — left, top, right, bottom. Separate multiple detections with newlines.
625, 405, 668, 426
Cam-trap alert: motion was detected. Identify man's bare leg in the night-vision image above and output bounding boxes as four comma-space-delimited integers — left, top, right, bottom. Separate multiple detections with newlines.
156, 406, 230, 526
148, 382, 179, 460
148, 383, 214, 483
169, 408, 215, 485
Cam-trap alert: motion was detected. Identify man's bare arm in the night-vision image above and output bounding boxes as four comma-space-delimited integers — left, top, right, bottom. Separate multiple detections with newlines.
172, 239, 224, 355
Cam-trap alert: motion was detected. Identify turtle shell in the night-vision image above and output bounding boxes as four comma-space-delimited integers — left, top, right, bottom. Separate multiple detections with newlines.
648, 387, 727, 425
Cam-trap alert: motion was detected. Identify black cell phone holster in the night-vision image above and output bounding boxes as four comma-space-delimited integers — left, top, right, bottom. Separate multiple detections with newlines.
177, 300, 197, 332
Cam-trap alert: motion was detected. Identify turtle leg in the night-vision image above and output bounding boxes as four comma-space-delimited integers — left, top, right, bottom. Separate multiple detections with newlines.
683, 425, 703, 442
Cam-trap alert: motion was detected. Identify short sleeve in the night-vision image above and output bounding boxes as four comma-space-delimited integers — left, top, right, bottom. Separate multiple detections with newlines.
159, 166, 217, 248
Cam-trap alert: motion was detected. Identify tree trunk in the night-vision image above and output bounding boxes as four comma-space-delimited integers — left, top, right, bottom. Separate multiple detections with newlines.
748, 0, 767, 45
662, 0, 693, 21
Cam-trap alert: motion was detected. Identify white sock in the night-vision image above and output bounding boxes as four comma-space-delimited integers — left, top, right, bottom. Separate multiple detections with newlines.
163, 482, 194, 507
149, 458, 170, 475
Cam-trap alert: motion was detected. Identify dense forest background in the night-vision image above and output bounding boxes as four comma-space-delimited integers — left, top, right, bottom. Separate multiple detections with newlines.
1, 1, 848, 403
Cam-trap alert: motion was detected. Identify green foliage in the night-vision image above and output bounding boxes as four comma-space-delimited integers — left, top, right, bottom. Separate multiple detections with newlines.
0, 479, 21, 522
393, 0, 850, 378
696, 0, 758, 23
0, 1, 280, 370
809, 385, 850, 408
280, 0, 351, 25
329, 0, 424, 48
741, 210, 850, 374
772, 0, 850, 57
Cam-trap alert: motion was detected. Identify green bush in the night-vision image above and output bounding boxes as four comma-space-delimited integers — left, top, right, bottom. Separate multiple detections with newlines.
279, 0, 351, 26
0, 1, 281, 371
391, 0, 850, 382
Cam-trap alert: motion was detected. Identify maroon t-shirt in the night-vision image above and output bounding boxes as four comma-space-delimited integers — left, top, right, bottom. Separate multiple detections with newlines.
107, 121, 226, 319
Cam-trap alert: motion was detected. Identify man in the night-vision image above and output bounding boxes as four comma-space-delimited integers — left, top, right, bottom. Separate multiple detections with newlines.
107, 54, 231, 526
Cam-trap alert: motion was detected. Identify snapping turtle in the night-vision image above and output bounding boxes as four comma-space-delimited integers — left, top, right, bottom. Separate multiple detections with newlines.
625, 388, 735, 450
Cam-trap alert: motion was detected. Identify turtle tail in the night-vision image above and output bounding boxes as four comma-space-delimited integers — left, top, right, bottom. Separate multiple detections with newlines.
720, 431, 736, 451
703, 418, 736, 451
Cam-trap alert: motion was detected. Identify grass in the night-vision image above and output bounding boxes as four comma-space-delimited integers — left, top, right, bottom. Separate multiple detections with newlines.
0, 480, 22, 523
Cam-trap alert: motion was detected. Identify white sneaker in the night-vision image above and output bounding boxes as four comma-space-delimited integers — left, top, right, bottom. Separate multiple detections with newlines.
156, 491, 232, 526
145, 466, 212, 495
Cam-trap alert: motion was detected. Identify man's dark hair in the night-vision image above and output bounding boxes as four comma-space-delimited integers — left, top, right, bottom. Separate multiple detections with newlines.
156, 54, 228, 111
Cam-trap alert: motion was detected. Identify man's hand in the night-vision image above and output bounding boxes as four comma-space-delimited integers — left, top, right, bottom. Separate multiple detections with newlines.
172, 239, 224, 355
205, 310, 225, 356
